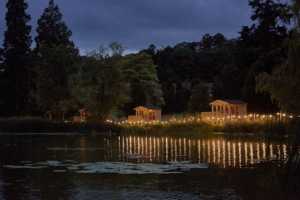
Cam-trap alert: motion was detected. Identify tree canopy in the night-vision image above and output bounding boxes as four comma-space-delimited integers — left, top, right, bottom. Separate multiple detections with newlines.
0, 0, 299, 119
2, 0, 32, 115
35, 0, 74, 50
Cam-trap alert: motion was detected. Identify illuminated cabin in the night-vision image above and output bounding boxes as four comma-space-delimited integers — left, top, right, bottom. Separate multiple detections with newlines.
202, 99, 247, 118
73, 109, 90, 123
128, 106, 162, 122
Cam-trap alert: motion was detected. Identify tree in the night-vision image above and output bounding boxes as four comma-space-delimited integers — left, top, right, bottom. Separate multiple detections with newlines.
291, 0, 300, 29
33, 0, 78, 118
256, 2, 300, 114
140, 44, 157, 57
0, 48, 3, 66
249, 0, 292, 46
0, 48, 6, 115
71, 45, 129, 121
120, 53, 164, 114
109, 42, 125, 57
200, 33, 226, 50
33, 45, 77, 119
213, 64, 244, 100
236, 0, 292, 112
188, 83, 210, 113
35, 0, 74, 49
257, 35, 300, 114
3, 0, 32, 115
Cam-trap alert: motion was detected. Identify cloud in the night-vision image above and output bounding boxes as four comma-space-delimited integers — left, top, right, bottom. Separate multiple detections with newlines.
0, 0, 251, 52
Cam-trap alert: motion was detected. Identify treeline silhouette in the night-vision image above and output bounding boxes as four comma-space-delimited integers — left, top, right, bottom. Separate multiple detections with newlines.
0, 0, 299, 121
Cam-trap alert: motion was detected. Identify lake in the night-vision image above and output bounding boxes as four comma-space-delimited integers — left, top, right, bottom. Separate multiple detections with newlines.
0, 134, 295, 200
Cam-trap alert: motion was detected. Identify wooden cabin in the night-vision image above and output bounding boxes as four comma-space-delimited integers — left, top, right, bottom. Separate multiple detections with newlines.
202, 99, 247, 118
128, 106, 162, 122
73, 109, 90, 123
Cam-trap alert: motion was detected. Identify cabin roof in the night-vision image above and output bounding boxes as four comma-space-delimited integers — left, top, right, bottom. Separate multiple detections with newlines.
134, 106, 161, 111
210, 99, 247, 105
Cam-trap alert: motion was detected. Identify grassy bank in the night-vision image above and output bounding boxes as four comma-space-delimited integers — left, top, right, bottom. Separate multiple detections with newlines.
118, 120, 291, 138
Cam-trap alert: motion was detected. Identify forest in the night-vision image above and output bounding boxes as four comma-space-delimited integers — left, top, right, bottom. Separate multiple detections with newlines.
0, 0, 300, 121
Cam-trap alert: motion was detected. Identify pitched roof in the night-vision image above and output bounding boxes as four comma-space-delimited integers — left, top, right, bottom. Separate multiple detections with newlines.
134, 106, 161, 111
210, 99, 247, 105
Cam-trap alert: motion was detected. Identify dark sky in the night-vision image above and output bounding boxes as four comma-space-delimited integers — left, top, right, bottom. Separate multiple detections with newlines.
0, 0, 252, 53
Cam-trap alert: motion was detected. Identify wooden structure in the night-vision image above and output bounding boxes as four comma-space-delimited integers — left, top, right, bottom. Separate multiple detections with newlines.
202, 99, 247, 118
128, 106, 162, 122
73, 109, 90, 123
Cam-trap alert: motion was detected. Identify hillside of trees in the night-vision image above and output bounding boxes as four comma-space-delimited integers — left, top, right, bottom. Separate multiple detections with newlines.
0, 0, 299, 121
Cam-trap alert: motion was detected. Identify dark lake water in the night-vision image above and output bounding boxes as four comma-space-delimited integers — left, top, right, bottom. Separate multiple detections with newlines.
0, 134, 295, 200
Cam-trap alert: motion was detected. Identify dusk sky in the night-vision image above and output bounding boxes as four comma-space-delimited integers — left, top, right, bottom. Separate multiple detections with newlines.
0, 0, 252, 53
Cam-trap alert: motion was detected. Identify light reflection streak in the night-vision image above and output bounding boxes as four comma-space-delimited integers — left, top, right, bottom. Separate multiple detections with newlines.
113, 136, 288, 168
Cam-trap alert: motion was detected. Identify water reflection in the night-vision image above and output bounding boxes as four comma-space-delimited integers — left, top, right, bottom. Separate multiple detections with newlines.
0, 135, 288, 169
0, 135, 293, 200
93, 136, 289, 168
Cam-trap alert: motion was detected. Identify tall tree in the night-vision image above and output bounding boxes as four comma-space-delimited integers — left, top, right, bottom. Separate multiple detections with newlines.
121, 53, 165, 114
257, 35, 300, 114
3, 0, 32, 115
247, 0, 292, 49
292, 0, 300, 29
33, 0, 78, 118
238, 0, 292, 112
71, 44, 129, 121
35, 0, 74, 49
256, 1, 300, 114
0, 48, 5, 115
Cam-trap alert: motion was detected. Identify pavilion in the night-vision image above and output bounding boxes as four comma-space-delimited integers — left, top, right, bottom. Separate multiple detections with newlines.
202, 99, 248, 118
128, 106, 162, 122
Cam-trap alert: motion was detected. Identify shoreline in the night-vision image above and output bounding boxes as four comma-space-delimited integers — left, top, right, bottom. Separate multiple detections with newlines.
0, 117, 295, 139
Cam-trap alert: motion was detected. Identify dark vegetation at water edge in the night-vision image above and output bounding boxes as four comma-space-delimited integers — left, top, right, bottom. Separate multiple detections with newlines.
0, 118, 120, 134
118, 120, 296, 138
119, 122, 214, 137
0, 117, 293, 138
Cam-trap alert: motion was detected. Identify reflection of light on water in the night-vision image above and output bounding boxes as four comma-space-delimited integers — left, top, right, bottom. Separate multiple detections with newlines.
222, 140, 226, 168
208, 140, 211, 163
198, 140, 201, 163
217, 140, 221, 165
174, 138, 177, 162
202, 140, 206, 163
250, 143, 254, 165
270, 144, 274, 159
188, 139, 191, 160
263, 142, 267, 160
165, 137, 169, 161
277, 145, 281, 160
256, 143, 260, 161
213, 140, 216, 164
115, 136, 287, 168
283, 144, 287, 160
233, 142, 236, 168
238, 142, 242, 168
244, 142, 248, 166
228, 141, 231, 167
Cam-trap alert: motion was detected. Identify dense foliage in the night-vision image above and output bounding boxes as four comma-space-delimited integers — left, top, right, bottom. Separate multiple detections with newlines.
0, 0, 299, 121
71, 44, 129, 120
257, 0, 300, 115
2, 0, 32, 115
